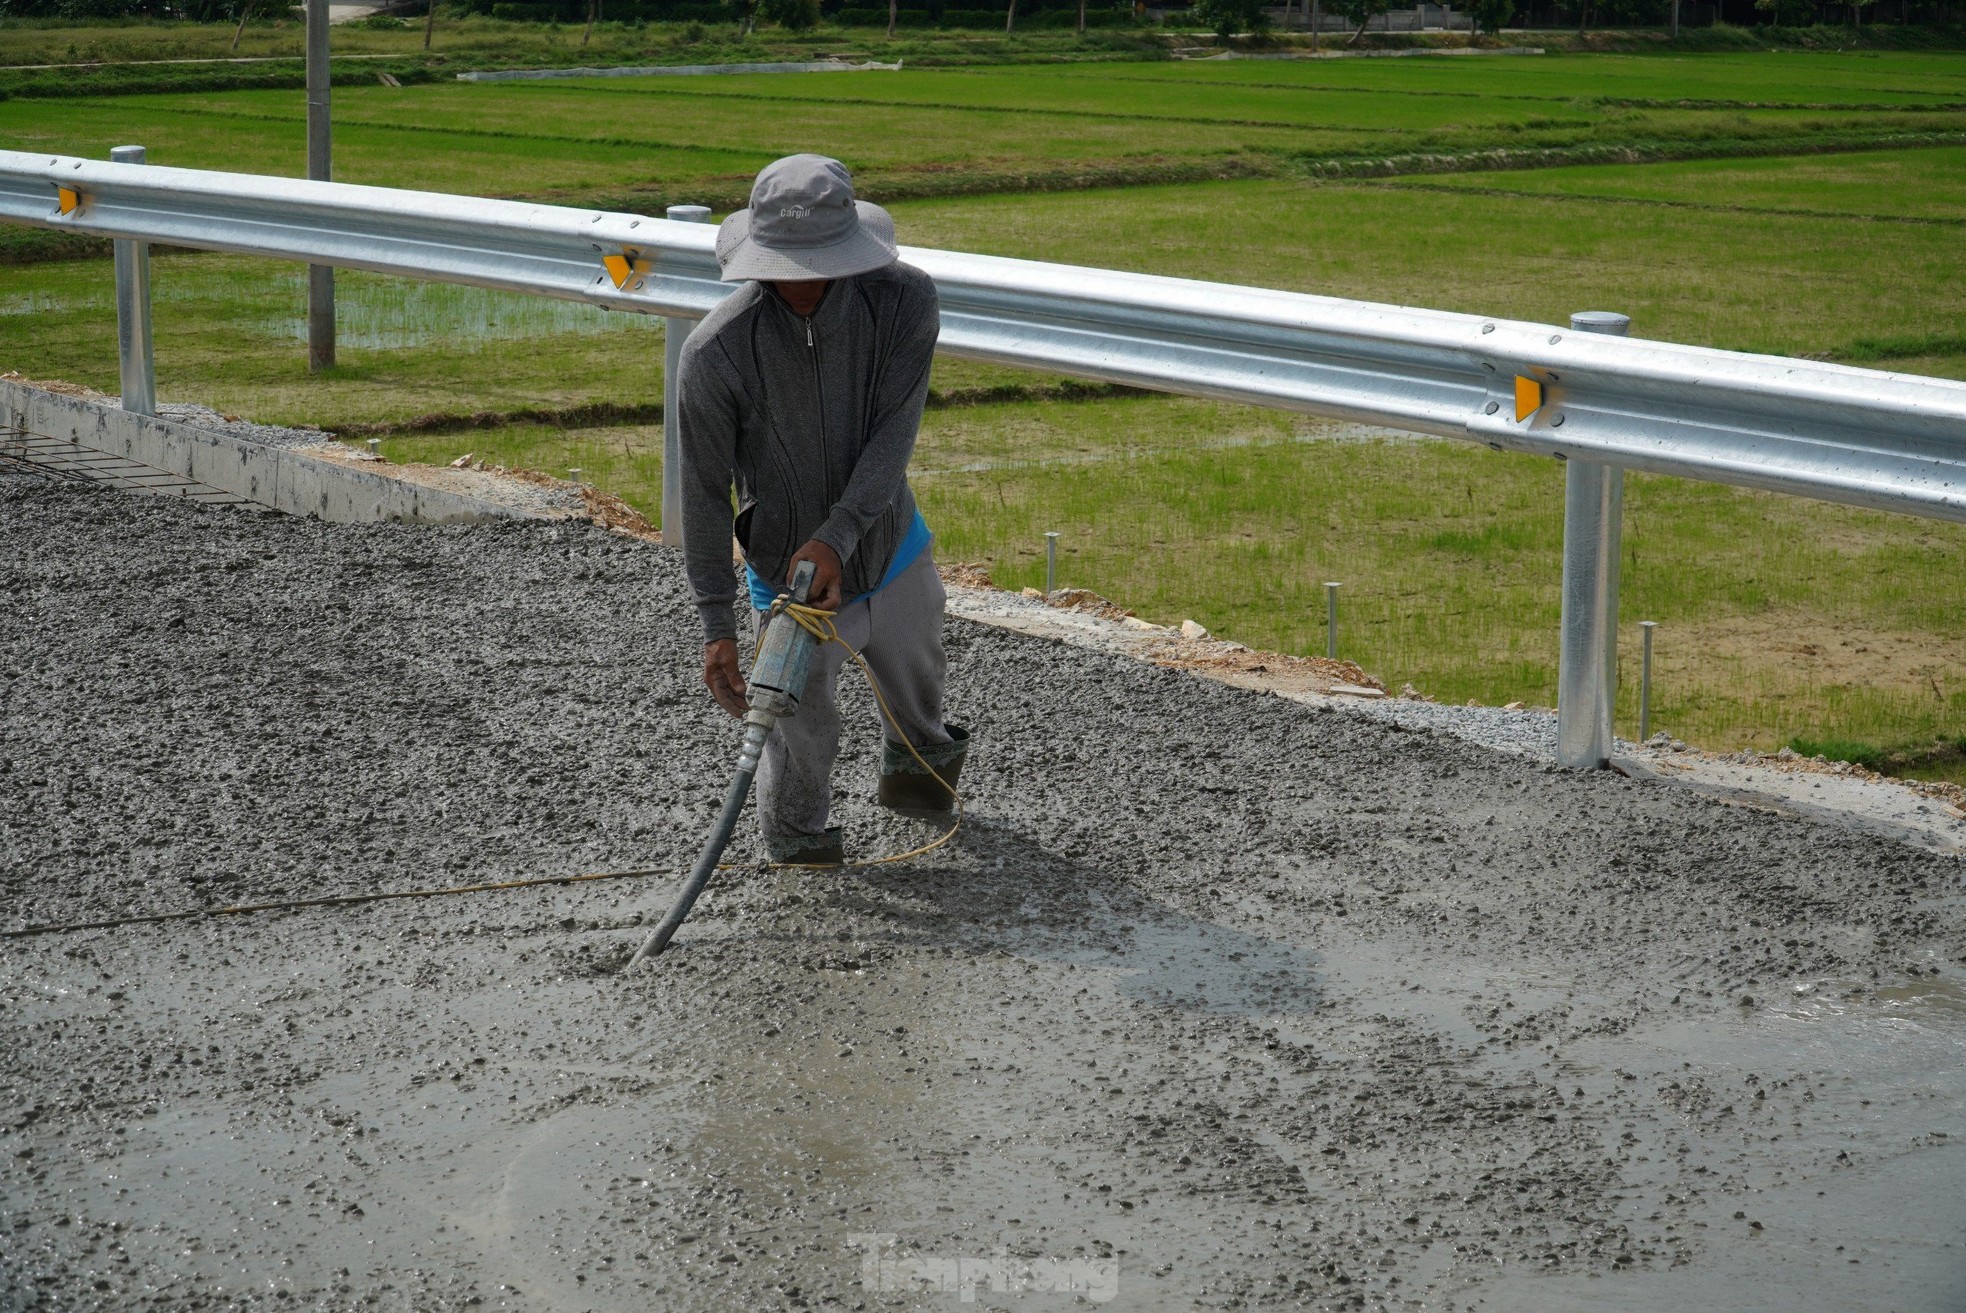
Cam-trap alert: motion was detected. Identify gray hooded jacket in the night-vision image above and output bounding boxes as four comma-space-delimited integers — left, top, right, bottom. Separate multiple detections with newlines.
676, 261, 939, 643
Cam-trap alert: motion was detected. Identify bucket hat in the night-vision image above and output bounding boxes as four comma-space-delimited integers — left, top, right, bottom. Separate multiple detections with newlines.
715, 154, 897, 284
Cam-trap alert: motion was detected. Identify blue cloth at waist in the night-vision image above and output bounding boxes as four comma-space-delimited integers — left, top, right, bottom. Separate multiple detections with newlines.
744, 510, 931, 611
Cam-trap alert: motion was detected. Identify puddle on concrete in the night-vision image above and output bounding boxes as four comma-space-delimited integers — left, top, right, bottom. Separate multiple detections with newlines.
1018, 893, 1327, 1018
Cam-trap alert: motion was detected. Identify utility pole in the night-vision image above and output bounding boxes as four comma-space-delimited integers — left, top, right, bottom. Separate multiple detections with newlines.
306, 0, 335, 372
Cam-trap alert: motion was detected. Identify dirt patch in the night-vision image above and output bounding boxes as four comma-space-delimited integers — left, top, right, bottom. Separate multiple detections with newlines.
1022, 584, 1138, 623
578, 484, 662, 541
1653, 609, 1963, 746
1158, 638, 1378, 696
0, 369, 102, 399
937, 558, 998, 591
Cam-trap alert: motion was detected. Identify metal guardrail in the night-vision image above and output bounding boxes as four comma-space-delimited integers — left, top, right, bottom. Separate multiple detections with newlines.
5, 148, 1965, 767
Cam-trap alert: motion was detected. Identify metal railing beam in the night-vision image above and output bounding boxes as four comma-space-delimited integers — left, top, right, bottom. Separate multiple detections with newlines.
6, 150, 1963, 529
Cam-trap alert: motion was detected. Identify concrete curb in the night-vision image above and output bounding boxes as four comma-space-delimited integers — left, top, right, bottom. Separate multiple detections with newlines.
2, 380, 535, 525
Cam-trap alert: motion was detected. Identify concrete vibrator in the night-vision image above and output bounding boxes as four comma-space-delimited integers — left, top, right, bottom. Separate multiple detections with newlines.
626, 560, 826, 968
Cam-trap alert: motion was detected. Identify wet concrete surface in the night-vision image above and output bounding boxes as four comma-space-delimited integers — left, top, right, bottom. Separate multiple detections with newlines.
3, 480, 1963, 1311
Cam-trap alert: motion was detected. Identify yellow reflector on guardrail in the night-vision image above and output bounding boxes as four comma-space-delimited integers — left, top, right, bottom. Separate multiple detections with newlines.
1514, 375, 1543, 423
603, 252, 652, 291
56, 186, 81, 216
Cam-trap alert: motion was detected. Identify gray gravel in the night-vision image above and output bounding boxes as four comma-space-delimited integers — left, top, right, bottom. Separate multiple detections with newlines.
151, 400, 340, 451
1314, 694, 1564, 761
3, 479, 1963, 1312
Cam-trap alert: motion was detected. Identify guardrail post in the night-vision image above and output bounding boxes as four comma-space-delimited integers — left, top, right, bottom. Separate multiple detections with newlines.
1556, 310, 1632, 769
1638, 619, 1658, 743
306, 0, 334, 373
108, 145, 155, 418
661, 203, 713, 549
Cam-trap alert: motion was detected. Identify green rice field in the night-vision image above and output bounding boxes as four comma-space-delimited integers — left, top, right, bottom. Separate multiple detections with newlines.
3, 43, 1963, 768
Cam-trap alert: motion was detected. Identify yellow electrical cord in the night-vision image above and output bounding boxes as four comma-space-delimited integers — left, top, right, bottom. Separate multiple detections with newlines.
749, 599, 962, 870
5, 599, 962, 940
1, 867, 674, 939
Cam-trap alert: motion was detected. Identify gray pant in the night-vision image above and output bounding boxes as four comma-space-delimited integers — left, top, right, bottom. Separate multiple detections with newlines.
752, 551, 951, 843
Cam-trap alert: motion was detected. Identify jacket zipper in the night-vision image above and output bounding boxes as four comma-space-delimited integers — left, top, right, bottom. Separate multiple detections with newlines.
805, 312, 827, 469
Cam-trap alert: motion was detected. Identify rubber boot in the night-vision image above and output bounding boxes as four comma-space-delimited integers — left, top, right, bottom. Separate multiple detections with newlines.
766, 825, 845, 866
877, 724, 968, 815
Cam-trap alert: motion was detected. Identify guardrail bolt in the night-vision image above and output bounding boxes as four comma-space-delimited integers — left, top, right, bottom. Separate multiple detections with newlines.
1044, 531, 1060, 595
1324, 581, 1341, 660
109, 145, 155, 418
1639, 620, 1659, 743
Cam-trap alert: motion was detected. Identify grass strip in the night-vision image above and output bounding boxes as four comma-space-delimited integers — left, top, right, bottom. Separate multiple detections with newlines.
1374, 179, 1966, 227
558, 155, 1285, 218
324, 379, 1149, 437
0, 57, 446, 100
513, 75, 1428, 134
1789, 735, 1966, 785
1293, 130, 1966, 179
329, 399, 666, 438
1, 229, 113, 266
1080, 70, 1966, 113
1598, 97, 1966, 111
1835, 331, 1966, 364
0, 27, 1166, 100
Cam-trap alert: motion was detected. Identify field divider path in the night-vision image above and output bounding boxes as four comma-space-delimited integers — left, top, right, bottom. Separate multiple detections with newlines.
1292, 129, 1966, 178
905, 66, 1966, 113
509, 76, 1448, 132
75, 97, 791, 160
1369, 177, 1966, 226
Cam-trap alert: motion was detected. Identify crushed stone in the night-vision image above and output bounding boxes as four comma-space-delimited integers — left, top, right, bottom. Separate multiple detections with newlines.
4, 479, 1963, 1311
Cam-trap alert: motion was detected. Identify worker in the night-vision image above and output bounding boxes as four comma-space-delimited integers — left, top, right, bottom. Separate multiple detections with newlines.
677, 154, 968, 866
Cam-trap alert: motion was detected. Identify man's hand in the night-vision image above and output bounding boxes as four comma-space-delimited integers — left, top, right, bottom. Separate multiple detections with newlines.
703, 639, 748, 719
787, 539, 844, 611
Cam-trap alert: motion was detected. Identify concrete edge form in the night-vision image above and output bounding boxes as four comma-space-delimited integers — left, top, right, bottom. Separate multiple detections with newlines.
2, 379, 533, 525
